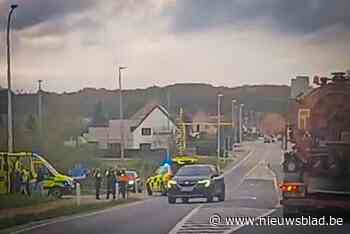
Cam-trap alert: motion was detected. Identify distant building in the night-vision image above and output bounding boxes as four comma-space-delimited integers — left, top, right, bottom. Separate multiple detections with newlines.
85, 104, 177, 154
190, 112, 217, 136
291, 76, 310, 99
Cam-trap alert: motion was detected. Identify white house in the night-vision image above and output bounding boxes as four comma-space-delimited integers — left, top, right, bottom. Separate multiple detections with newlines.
86, 104, 177, 151
129, 104, 177, 150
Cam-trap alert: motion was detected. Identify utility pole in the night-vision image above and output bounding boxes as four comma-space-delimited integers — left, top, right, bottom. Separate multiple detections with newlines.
217, 94, 223, 165
166, 89, 171, 156
167, 89, 171, 130
7, 4, 18, 153
118, 66, 127, 159
231, 99, 237, 144
38, 80, 43, 132
239, 104, 244, 143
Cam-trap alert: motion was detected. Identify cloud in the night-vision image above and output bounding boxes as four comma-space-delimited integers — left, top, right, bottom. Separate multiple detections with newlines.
0, 0, 349, 93
170, 0, 350, 35
0, 0, 96, 31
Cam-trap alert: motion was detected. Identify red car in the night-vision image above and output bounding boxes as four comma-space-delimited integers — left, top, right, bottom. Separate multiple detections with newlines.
126, 170, 143, 193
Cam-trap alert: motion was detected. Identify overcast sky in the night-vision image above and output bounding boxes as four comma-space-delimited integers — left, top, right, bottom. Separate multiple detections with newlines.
0, 0, 349, 92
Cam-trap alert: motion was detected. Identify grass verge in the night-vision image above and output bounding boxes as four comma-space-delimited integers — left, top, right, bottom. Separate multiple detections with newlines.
0, 194, 54, 210
0, 197, 141, 231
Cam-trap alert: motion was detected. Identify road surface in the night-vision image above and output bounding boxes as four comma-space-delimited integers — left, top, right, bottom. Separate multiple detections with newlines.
8, 142, 349, 234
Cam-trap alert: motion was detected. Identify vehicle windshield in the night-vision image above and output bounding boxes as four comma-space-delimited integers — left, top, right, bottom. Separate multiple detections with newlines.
33, 154, 59, 176
126, 171, 137, 177
176, 166, 212, 177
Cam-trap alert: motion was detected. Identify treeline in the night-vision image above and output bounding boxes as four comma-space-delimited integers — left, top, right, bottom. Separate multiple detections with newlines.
0, 83, 290, 152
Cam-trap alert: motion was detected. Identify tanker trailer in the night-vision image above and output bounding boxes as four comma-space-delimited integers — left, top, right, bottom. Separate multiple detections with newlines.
280, 72, 350, 217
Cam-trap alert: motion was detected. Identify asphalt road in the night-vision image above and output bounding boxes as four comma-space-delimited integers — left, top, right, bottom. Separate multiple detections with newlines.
10, 141, 332, 234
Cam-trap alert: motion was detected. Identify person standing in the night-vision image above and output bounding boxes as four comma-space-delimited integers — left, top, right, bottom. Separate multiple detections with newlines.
111, 168, 118, 200
118, 169, 129, 199
106, 168, 114, 199
94, 168, 102, 200
21, 168, 30, 196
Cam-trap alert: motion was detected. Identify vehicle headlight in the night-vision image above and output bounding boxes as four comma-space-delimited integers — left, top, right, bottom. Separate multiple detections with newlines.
167, 180, 177, 188
63, 180, 73, 188
128, 180, 135, 185
197, 179, 211, 187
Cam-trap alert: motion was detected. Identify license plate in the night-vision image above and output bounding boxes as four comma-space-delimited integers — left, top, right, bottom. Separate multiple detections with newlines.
181, 187, 193, 192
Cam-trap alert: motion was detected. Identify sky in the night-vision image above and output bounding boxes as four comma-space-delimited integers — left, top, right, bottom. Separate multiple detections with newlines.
0, 0, 349, 92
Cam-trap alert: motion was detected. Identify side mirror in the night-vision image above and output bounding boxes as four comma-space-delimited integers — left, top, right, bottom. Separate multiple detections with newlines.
211, 174, 219, 179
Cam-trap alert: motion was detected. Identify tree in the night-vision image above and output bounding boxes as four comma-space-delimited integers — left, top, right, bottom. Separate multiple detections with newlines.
25, 114, 38, 131
91, 101, 108, 127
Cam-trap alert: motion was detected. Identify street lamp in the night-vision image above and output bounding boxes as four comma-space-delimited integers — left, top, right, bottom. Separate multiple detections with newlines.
217, 94, 223, 163
231, 99, 237, 145
37, 80, 43, 151
7, 4, 18, 153
118, 66, 127, 159
239, 104, 244, 143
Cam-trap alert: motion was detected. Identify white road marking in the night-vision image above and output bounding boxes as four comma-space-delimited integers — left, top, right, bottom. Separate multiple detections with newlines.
223, 148, 255, 176
168, 205, 203, 234
168, 147, 256, 234
231, 196, 257, 200
225, 155, 281, 233
223, 208, 277, 234
170, 145, 283, 234
8, 198, 153, 234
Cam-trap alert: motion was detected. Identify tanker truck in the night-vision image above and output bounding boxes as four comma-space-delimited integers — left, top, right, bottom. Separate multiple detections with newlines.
280, 72, 350, 217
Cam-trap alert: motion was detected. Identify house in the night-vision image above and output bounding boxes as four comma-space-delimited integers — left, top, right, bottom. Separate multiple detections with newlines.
86, 104, 177, 154
190, 112, 228, 137
128, 104, 177, 150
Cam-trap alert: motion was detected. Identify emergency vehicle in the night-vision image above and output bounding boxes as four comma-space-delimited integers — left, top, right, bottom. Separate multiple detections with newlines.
0, 152, 74, 198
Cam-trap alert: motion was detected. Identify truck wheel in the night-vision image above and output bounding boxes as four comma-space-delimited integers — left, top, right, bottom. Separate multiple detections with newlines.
49, 187, 62, 199
168, 196, 176, 204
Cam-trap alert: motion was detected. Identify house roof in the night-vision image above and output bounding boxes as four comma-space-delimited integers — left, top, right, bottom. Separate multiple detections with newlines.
130, 104, 177, 132
130, 102, 159, 124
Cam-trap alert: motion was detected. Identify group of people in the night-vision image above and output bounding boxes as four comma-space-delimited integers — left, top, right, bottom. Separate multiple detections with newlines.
9, 159, 40, 196
93, 168, 129, 200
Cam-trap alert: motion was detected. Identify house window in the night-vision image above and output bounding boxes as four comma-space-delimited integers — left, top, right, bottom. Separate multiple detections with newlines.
141, 128, 151, 136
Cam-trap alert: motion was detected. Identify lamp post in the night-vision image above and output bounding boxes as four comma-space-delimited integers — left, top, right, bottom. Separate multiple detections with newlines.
7, 4, 18, 153
38, 80, 43, 131
239, 104, 244, 143
217, 94, 223, 164
118, 66, 127, 159
231, 99, 237, 145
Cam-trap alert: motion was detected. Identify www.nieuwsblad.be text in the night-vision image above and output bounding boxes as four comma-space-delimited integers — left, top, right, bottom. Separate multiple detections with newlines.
209, 214, 344, 227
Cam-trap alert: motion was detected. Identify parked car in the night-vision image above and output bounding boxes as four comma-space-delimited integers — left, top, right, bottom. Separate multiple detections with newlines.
126, 170, 143, 193
264, 137, 271, 143
167, 164, 225, 204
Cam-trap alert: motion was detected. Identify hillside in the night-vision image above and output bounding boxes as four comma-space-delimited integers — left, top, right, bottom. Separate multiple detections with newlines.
0, 83, 290, 151
12, 83, 290, 119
